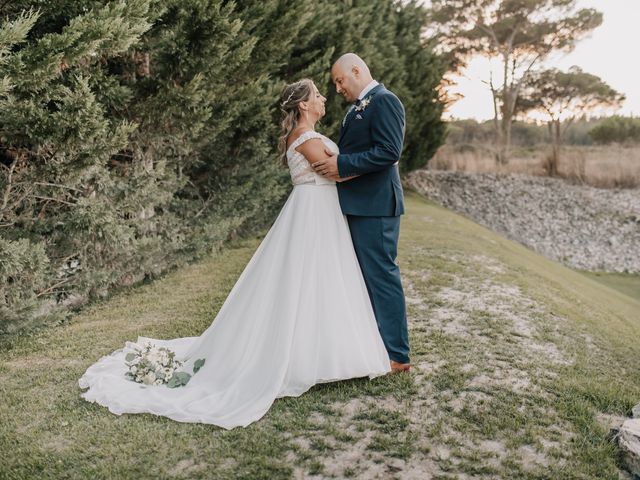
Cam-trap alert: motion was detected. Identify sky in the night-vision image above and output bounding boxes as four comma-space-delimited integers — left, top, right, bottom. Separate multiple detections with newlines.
444, 0, 640, 120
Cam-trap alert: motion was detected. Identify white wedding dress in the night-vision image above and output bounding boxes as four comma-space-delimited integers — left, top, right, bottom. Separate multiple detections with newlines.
78, 130, 391, 429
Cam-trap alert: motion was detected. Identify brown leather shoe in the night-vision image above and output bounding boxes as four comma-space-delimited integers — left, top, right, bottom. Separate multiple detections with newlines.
390, 360, 411, 373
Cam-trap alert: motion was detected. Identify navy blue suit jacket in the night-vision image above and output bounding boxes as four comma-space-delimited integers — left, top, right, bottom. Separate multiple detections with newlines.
336, 83, 405, 217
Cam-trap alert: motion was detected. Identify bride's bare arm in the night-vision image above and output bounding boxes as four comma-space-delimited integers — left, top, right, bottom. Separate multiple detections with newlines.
295, 139, 359, 182
295, 138, 332, 165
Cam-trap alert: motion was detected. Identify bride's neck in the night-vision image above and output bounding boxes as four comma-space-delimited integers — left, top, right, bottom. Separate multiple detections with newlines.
296, 118, 316, 131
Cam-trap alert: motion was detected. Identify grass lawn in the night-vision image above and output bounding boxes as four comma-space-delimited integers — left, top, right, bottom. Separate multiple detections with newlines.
578, 271, 640, 303
1, 189, 639, 479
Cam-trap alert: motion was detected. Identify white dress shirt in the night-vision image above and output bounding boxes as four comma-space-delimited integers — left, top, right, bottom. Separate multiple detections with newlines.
357, 80, 379, 101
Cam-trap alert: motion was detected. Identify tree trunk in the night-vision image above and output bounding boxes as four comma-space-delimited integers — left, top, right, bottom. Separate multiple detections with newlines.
491, 115, 504, 164
546, 119, 561, 176
496, 58, 514, 165
499, 111, 512, 165
489, 75, 503, 164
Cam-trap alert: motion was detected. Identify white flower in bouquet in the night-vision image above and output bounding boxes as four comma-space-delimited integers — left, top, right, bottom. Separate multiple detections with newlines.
142, 371, 156, 385
147, 352, 160, 364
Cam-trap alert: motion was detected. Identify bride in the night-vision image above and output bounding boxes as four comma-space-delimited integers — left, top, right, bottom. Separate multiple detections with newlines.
78, 78, 392, 430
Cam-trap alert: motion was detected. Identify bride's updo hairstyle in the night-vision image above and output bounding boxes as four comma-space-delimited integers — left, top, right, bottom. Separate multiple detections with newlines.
278, 78, 314, 166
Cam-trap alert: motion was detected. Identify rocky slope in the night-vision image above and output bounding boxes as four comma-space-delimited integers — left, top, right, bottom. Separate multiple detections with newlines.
406, 170, 640, 273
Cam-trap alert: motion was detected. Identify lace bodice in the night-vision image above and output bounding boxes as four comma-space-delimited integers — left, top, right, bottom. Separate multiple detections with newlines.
286, 131, 339, 186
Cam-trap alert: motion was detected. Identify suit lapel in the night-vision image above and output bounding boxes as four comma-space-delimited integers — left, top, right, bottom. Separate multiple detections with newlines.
339, 106, 357, 144
338, 84, 385, 145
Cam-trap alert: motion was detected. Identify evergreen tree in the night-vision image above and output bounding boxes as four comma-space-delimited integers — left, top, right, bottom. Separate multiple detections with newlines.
0, 1, 447, 333
393, 1, 447, 172
0, 1, 153, 329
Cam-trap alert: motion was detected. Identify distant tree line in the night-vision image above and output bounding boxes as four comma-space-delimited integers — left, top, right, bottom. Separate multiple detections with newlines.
589, 116, 640, 145
446, 116, 640, 148
0, 0, 446, 333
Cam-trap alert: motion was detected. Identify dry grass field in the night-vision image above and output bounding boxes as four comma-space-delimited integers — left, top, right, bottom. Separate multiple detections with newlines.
429, 144, 640, 188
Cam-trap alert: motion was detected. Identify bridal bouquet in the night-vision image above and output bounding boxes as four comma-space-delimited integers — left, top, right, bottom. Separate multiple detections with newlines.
124, 340, 205, 388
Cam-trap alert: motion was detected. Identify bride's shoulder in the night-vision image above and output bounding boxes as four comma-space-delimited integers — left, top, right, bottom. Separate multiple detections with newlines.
287, 129, 323, 150
286, 128, 306, 148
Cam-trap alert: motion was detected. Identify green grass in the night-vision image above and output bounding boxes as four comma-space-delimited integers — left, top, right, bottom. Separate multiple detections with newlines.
1, 189, 639, 479
578, 271, 640, 302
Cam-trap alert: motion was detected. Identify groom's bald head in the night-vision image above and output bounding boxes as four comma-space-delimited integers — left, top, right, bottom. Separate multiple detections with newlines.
331, 53, 374, 103
333, 53, 371, 77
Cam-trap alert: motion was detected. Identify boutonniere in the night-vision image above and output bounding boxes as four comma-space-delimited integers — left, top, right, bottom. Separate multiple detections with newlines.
355, 96, 372, 112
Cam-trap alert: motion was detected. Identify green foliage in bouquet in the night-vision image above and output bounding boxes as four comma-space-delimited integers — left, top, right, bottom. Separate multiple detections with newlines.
165, 358, 205, 388
193, 358, 205, 373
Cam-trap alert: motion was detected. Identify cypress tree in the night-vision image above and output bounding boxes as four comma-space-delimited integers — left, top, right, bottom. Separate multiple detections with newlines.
394, 1, 447, 172
1, 1, 153, 329
0, 1, 447, 333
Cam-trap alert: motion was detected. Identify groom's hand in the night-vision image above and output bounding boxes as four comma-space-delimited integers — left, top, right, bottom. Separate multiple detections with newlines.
311, 148, 339, 178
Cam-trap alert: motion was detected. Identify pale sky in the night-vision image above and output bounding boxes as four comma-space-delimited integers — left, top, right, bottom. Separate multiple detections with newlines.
444, 0, 640, 120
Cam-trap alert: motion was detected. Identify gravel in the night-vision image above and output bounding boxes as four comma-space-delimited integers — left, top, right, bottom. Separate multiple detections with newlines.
406, 170, 640, 273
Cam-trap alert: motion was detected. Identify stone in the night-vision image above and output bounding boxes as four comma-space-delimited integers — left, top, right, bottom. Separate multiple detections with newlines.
632, 404, 640, 419
618, 418, 640, 478
597, 413, 626, 438
406, 171, 640, 273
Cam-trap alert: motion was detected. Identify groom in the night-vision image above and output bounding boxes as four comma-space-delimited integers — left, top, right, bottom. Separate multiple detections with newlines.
312, 53, 410, 373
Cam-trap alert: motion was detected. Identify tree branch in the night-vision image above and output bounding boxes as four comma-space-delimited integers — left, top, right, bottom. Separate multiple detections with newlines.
35, 278, 72, 298
488, 70, 500, 134
477, 22, 501, 51
0, 156, 17, 216
30, 195, 76, 206
511, 51, 542, 109
33, 181, 83, 193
